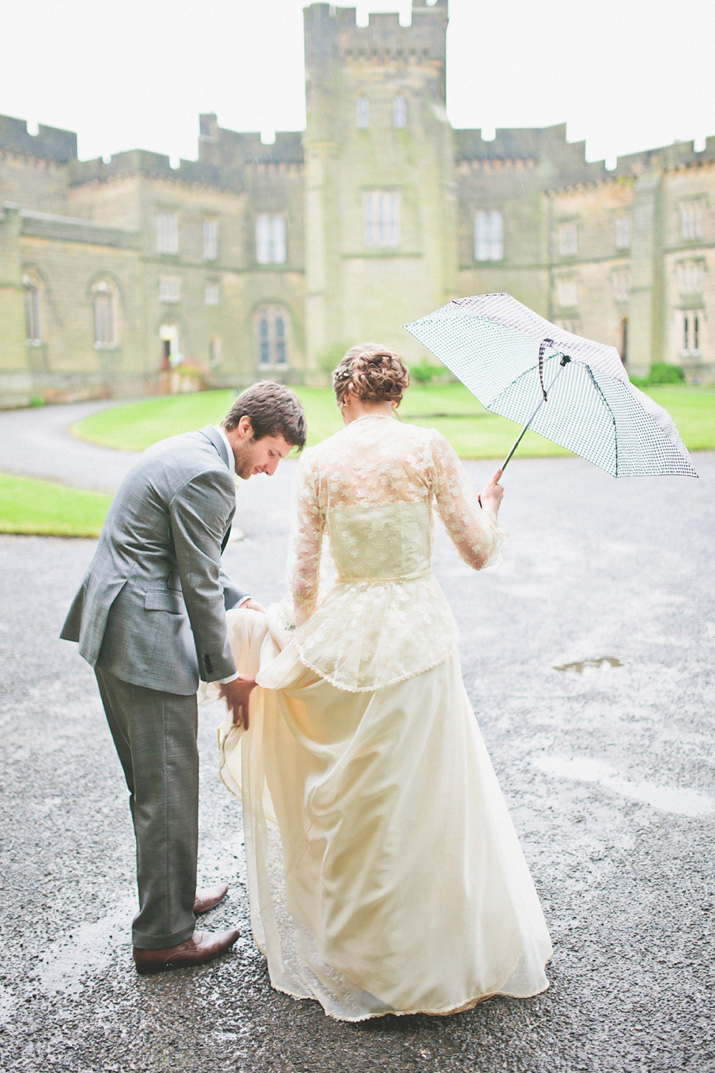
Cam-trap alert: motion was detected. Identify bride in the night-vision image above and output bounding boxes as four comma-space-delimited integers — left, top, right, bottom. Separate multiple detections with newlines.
218, 343, 552, 1020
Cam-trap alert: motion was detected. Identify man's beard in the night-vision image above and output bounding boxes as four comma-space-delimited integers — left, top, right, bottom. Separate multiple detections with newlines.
233, 436, 257, 479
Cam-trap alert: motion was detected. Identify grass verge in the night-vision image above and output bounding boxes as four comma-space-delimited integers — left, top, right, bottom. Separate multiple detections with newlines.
72, 383, 715, 457
0, 474, 112, 537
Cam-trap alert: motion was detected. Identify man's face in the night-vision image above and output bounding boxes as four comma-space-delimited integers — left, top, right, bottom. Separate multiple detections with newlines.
232, 420, 293, 480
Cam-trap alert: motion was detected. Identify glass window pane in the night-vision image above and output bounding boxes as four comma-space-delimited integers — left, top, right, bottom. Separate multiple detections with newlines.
203, 219, 218, 260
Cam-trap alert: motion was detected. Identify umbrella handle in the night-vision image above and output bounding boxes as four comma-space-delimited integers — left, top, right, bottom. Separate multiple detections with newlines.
538, 338, 556, 401
500, 355, 571, 472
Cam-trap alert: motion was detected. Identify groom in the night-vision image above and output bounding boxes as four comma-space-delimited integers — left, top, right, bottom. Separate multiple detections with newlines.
61, 381, 306, 974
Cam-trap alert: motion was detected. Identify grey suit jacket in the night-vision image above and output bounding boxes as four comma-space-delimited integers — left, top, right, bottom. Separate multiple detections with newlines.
61, 425, 247, 695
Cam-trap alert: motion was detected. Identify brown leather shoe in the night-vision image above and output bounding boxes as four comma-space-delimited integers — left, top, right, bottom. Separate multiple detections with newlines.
193, 882, 229, 915
133, 928, 240, 975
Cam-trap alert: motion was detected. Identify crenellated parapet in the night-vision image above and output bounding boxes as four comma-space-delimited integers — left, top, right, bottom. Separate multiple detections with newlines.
456, 123, 610, 187
198, 114, 303, 176
0, 114, 77, 162
611, 137, 715, 178
304, 1, 448, 96
69, 147, 231, 190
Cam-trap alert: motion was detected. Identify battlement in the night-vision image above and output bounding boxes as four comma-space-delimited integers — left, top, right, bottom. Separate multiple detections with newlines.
456, 124, 614, 187
198, 115, 304, 170
611, 136, 715, 177
0, 114, 77, 162
69, 146, 229, 189
456, 123, 584, 161
304, 0, 447, 66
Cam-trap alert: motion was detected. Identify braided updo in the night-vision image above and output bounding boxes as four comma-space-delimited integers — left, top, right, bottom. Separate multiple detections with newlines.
332, 343, 410, 407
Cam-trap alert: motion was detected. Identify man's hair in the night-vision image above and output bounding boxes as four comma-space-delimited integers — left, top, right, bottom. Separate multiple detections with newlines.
222, 380, 307, 449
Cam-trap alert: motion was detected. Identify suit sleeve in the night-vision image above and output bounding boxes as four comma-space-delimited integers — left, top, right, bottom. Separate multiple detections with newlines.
220, 566, 248, 611
169, 471, 237, 682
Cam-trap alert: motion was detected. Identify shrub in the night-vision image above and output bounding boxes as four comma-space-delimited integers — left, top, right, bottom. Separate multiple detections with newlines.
409, 361, 436, 385
647, 362, 686, 384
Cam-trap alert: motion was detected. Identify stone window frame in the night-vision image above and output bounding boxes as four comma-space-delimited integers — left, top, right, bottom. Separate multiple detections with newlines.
615, 215, 631, 250
256, 305, 289, 369
204, 280, 220, 306
474, 209, 504, 262
555, 275, 579, 309
680, 199, 704, 242
159, 276, 181, 304
256, 213, 287, 264
557, 220, 579, 257
156, 211, 179, 254
612, 267, 631, 304
91, 278, 119, 349
209, 336, 222, 368
681, 310, 702, 356
679, 258, 704, 296
203, 217, 219, 261
21, 270, 43, 345
363, 189, 401, 248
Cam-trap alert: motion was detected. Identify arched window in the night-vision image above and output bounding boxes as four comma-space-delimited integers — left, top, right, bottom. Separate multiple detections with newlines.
393, 94, 407, 129
257, 307, 289, 369
91, 280, 117, 347
22, 273, 42, 344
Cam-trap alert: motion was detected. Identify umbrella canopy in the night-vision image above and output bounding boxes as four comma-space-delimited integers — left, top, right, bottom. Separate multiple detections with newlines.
404, 293, 698, 478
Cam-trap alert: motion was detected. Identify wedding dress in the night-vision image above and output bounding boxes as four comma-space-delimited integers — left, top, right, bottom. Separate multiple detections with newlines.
217, 415, 552, 1020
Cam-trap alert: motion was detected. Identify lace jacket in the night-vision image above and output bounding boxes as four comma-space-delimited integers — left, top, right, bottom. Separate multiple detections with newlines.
275, 415, 504, 692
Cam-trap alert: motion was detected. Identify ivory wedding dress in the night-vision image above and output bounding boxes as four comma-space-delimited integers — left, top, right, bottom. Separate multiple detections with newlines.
217, 415, 552, 1020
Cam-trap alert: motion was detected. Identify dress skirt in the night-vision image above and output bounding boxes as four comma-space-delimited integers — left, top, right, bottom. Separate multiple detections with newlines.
217, 608, 552, 1021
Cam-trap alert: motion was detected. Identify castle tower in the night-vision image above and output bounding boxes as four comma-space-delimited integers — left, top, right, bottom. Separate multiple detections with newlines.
303, 0, 455, 371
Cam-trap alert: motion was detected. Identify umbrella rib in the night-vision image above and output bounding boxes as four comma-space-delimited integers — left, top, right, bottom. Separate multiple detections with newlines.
584, 365, 618, 476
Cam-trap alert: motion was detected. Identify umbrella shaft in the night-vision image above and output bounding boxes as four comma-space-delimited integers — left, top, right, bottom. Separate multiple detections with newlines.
501, 360, 569, 472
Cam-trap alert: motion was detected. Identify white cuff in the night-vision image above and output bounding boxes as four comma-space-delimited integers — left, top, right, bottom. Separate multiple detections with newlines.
217, 671, 240, 685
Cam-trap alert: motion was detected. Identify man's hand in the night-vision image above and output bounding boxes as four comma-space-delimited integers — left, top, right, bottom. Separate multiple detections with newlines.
241, 599, 266, 613
220, 675, 256, 729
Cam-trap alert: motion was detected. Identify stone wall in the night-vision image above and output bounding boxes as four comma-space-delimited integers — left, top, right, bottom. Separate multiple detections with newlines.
1, 0, 714, 406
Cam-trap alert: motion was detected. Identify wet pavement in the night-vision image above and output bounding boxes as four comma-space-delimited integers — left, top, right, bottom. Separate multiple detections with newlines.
0, 400, 137, 493
0, 404, 713, 1072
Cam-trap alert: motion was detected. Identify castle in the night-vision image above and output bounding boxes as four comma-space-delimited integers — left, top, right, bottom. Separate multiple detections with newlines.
1, 0, 714, 407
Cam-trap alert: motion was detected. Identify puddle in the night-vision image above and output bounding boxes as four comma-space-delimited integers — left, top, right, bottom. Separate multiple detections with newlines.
553, 657, 624, 673
533, 755, 715, 818
35, 897, 135, 995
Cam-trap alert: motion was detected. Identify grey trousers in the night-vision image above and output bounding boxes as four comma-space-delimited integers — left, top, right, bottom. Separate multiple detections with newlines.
95, 666, 199, 949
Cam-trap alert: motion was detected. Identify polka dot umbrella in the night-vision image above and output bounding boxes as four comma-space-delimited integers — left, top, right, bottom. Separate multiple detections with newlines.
404, 293, 698, 478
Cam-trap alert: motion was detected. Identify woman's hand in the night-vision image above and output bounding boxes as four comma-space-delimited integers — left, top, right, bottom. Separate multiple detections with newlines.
220, 675, 257, 729
478, 468, 504, 515
241, 598, 266, 613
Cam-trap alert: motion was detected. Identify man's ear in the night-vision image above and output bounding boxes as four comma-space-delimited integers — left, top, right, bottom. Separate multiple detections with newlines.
236, 415, 253, 439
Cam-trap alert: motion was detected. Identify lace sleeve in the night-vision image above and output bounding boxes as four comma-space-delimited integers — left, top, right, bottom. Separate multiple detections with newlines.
286, 450, 325, 626
430, 431, 505, 570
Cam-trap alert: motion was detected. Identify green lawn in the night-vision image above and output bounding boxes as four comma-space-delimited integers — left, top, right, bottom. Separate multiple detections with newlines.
4, 382, 711, 539
73, 383, 715, 459
0, 474, 113, 537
